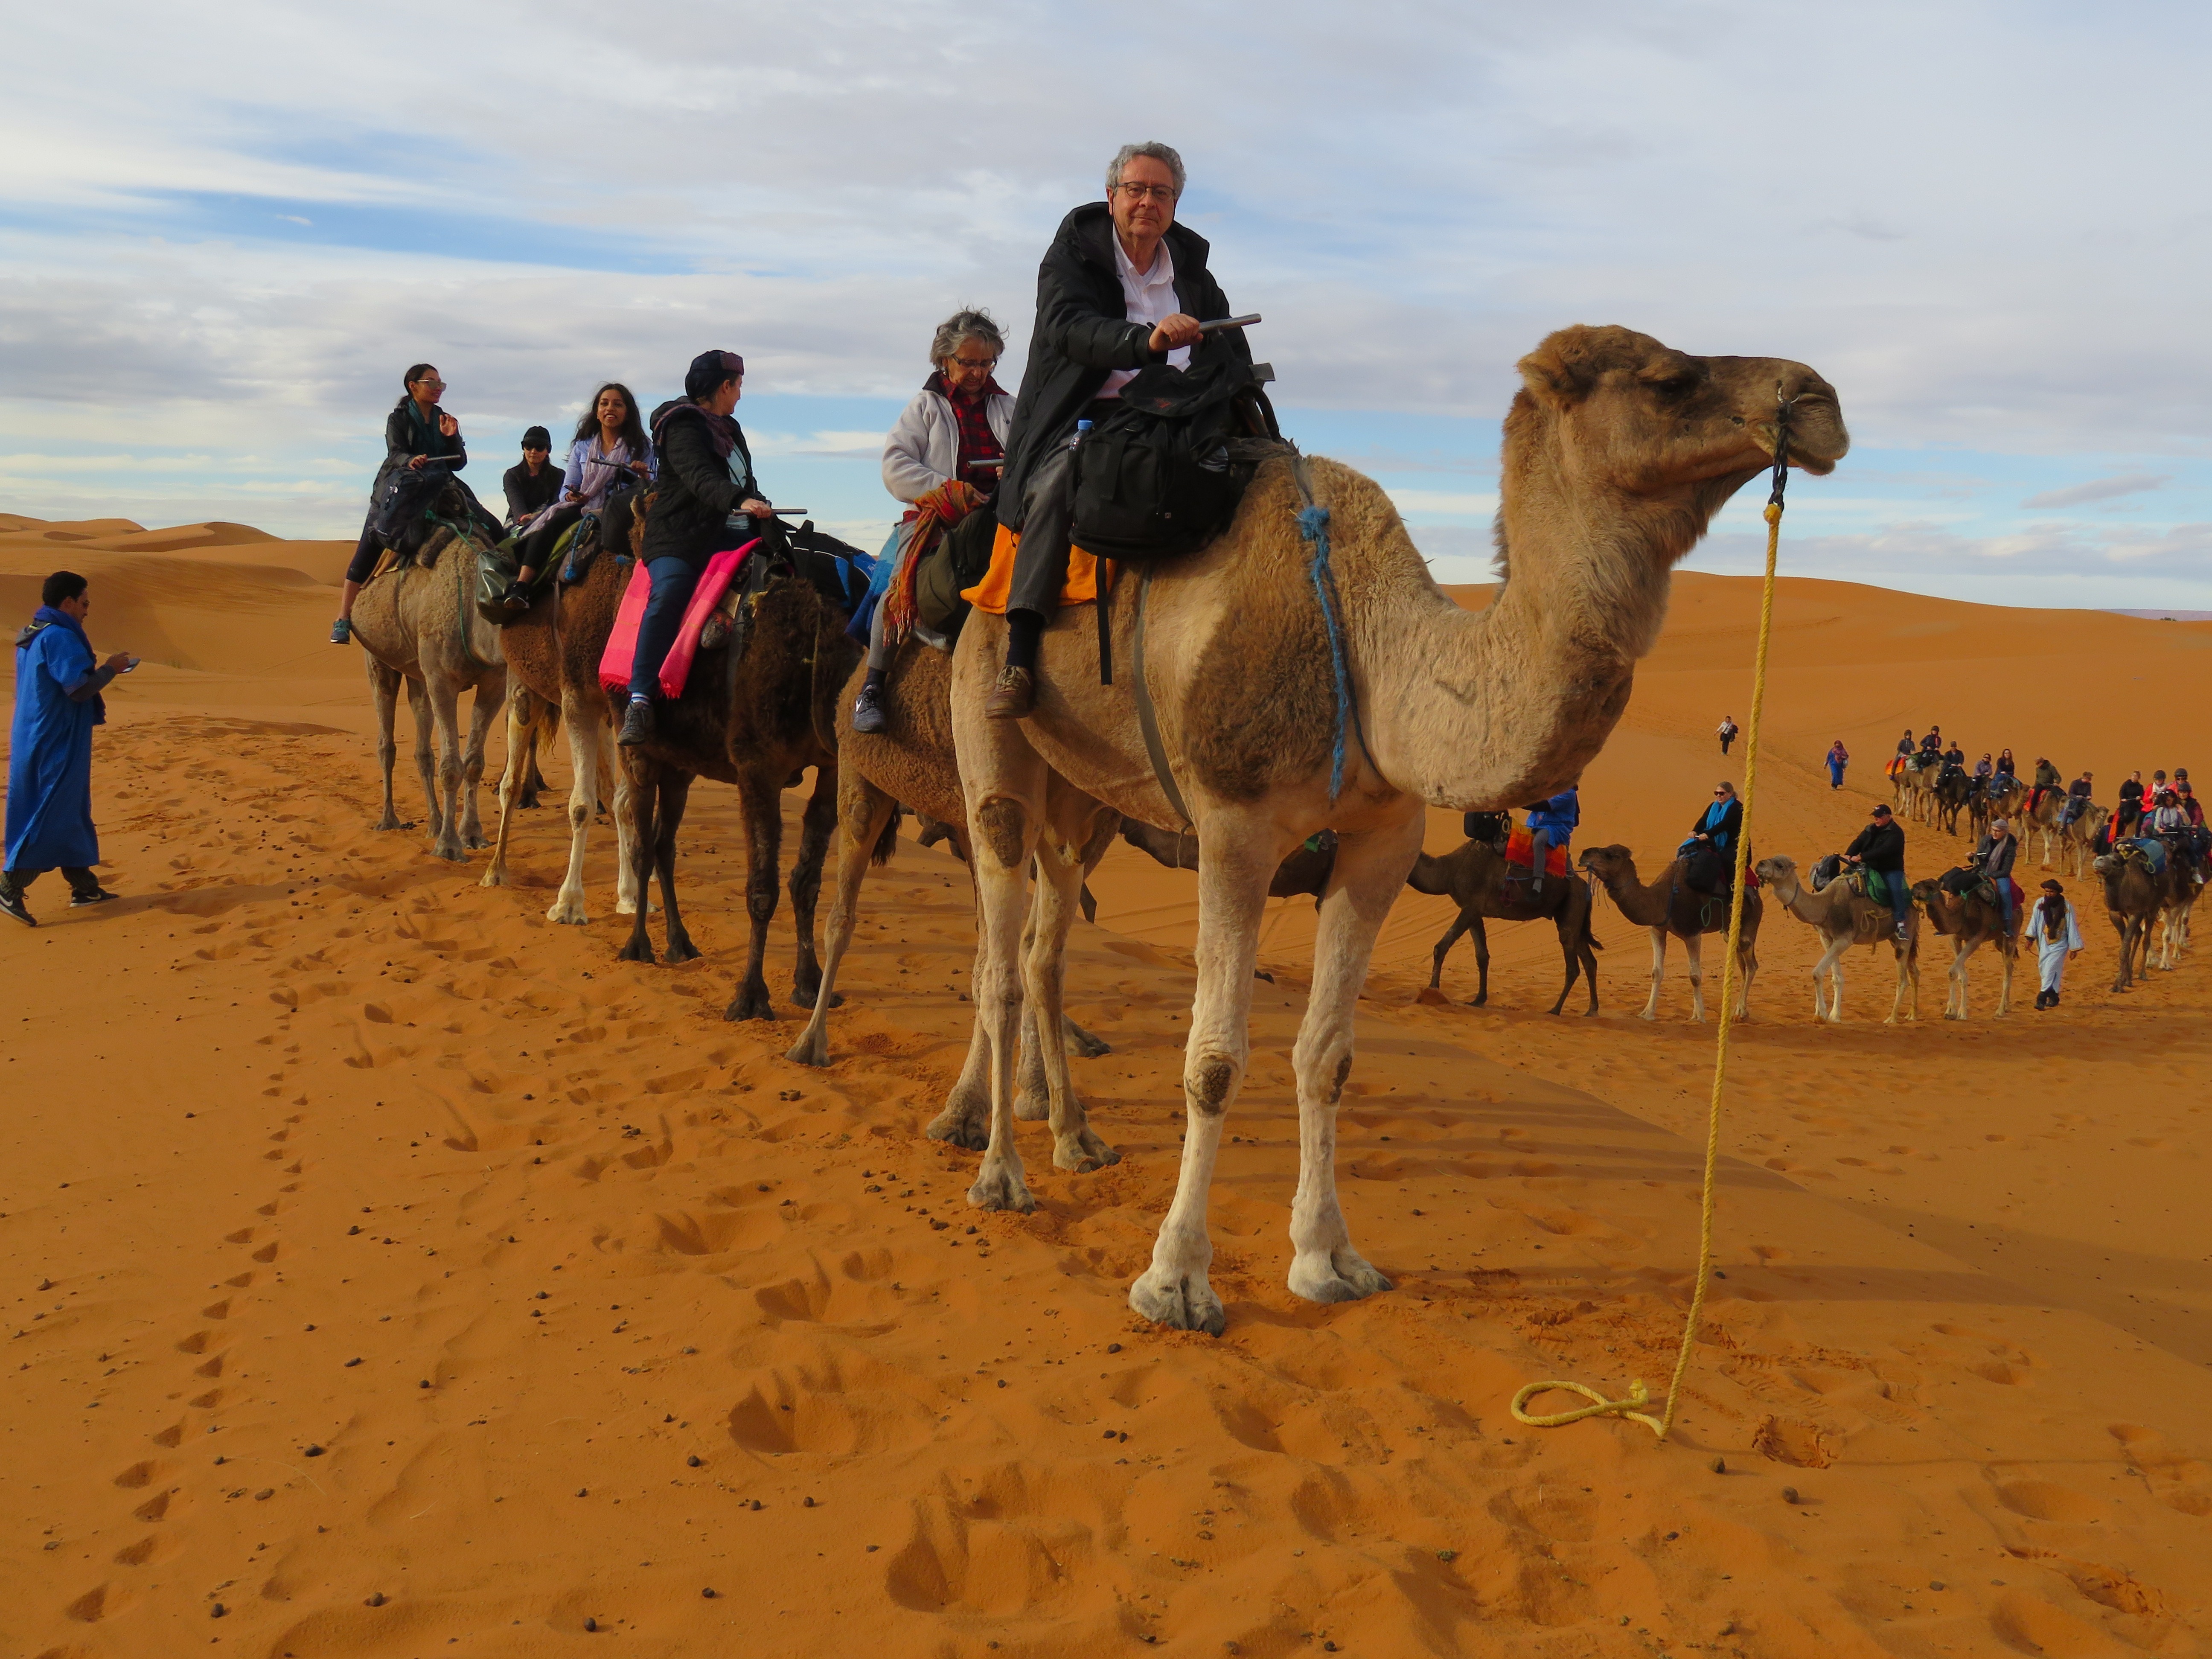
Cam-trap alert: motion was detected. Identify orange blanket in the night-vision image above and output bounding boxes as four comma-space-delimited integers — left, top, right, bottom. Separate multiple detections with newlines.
960, 523, 1100, 614
1507, 827, 1569, 879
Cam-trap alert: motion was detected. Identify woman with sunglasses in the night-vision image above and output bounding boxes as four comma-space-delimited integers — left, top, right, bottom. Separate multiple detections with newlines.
853, 310, 1015, 733
332, 363, 465, 644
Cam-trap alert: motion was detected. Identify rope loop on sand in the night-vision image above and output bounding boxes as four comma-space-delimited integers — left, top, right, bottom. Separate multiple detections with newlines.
1510, 394, 1798, 1443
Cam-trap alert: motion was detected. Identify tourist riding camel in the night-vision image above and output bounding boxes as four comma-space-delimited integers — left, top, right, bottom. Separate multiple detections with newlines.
1889, 729, 1914, 782
617, 350, 774, 747
1579, 841, 1762, 1024
333, 363, 466, 645
1909, 863, 2021, 1019
1409, 819, 1602, 1015
947, 321, 1843, 1333
2029, 878, 2084, 1010
1682, 780, 1743, 895
853, 308, 1014, 736
502, 425, 563, 530
983, 140, 1252, 722
1522, 785, 1578, 896
1996, 747, 2016, 780
1970, 816, 2022, 930
1842, 802, 1910, 940
1753, 852, 1918, 1024
501, 382, 655, 608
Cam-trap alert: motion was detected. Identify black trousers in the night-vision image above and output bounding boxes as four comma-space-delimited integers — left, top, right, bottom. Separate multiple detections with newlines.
516, 499, 586, 570
346, 511, 382, 583
1006, 443, 1078, 619
3, 864, 99, 896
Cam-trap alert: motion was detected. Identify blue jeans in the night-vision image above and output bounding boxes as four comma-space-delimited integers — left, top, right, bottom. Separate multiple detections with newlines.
629, 555, 700, 703
1874, 867, 1909, 926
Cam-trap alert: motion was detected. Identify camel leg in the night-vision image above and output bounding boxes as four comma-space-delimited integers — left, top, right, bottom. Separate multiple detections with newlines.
1470, 915, 1493, 1008
1547, 911, 1578, 1016
651, 770, 700, 965
366, 656, 410, 832
1945, 941, 1971, 1020
540, 693, 600, 924
457, 667, 503, 850
479, 689, 536, 890
1641, 926, 1668, 1021
1996, 939, 2015, 1015
617, 752, 661, 965
787, 765, 838, 1010
1899, 937, 1921, 1022
1735, 932, 1757, 1021
1813, 937, 1847, 1023
926, 934, 995, 1153
964, 781, 1049, 1217
722, 771, 782, 1018
786, 774, 894, 1070
1020, 799, 1121, 1173
1427, 916, 1467, 992
1062, 1016, 1112, 1059
1127, 817, 1277, 1334
604, 719, 648, 917
1682, 933, 1706, 1024
407, 678, 439, 846
425, 675, 469, 862
1280, 815, 1421, 1310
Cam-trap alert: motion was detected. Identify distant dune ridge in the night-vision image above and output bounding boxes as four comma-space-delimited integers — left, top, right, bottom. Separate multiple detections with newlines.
5, 511, 2212, 1655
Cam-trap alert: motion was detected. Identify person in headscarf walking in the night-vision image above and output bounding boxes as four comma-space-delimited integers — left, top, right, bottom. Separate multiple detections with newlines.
1826, 739, 1849, 789
3, 571, 134, 926
2029, 878, 2083, 1009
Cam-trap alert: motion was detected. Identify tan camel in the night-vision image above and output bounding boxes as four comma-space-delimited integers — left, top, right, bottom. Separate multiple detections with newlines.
1754, 854, 1918, 1024
349, 524, 507, 862
1403, 835, 1601, 1014
1907, 875, 2020, 1017
2093, 844, 2194, 987
2020, 786, 2067, 866
2057, 802, 2108, 879
1578, 844, 1762, 1023
947, 325, 1843, 1333
784, 641, 1123, 1176
480, 548, 643, 922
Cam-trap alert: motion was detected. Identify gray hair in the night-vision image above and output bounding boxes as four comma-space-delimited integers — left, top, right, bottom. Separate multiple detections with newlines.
1106, 141, 1186, 198
930, 307, 1005, 369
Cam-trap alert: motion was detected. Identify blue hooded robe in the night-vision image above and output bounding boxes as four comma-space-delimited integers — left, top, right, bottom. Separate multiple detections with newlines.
7, 606, 106, 872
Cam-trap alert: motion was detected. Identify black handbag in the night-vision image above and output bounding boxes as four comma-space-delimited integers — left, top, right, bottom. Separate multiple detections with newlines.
1069, 359, 1276, 563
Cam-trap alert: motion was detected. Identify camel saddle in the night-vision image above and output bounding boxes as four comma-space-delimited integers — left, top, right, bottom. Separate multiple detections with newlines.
1505, 825, 1568, 879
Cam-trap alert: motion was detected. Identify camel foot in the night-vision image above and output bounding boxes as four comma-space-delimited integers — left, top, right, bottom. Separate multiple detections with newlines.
373, 813, 413, 832
617, 935, 655, 965
723, 981, 775, 1022
1288, 1249, 1393, 1306
1052, 1125, 1120, 1174
966, 1158, 1035, 1214
545, 892, 589, 926
662, 932, 701, 965
784, 1024, 830, 1069
1637, 1009, 1658, 1023
433, 841, 468, 864
463, 830, 491, 851
1062, 1018, 1112, 1059
1944, 1011, 1965, 1022
1129, 1267, 1225, 1336
925, 1086, 989, 1152
789, 982, 843, 1011
479, 864, 507, 889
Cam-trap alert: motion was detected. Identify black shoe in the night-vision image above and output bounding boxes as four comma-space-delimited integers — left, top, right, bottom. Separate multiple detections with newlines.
0, 883, 32, 927
617, 699, 655, 747
69, 887, 119, 908
498, 581, 532, 613
852, 681, 888, 735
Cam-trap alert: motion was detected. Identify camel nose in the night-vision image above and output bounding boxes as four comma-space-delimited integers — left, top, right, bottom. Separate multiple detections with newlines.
1773, 364, 1848, 469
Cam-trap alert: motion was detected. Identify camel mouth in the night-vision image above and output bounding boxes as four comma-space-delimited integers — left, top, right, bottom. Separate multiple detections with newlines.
1767, 393, 1848, 476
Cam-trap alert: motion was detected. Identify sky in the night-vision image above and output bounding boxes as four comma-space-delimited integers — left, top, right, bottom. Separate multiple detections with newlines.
3, 0, 2210, 608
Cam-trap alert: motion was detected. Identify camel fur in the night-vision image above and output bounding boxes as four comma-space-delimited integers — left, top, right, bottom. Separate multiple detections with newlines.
1755, 853, 1918, 1024
1405, 837, 1601, 1015
1907, 875, 2020, 1019
1578, 844, 1763, 1024
349, 521, 508, 862
948, 325, 1844, 1334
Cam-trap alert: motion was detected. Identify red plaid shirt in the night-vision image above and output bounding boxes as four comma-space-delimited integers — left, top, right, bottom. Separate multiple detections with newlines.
928, 372, 1005, 496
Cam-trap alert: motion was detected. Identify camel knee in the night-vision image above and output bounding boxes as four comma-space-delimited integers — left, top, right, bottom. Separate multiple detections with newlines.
974, 797, 1029, 870
1185, 1053, 1240, 1118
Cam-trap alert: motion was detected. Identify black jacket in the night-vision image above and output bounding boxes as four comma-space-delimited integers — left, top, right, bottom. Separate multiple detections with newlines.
1689, 797, 1743, 850
998, 202, 1252, 527
372, 400, 465, 500
1975, 831, 2017, 882
502, 459, 564, 525
641, 401, 757, 568
1847, 821, 1906, 870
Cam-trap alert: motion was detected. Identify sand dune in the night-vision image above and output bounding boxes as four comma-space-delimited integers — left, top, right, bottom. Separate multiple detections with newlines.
5, 516, 2212, 1656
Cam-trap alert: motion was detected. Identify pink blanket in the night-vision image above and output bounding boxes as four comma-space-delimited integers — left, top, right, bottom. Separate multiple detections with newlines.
597, 541, 759, 700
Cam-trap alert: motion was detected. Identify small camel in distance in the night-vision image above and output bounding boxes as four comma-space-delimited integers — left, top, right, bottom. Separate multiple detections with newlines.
1908, 874, 2021, 1018
1578, 844, 1760, 1022
1755, 853, 1918, 1024
1405, 827, 1600, 1014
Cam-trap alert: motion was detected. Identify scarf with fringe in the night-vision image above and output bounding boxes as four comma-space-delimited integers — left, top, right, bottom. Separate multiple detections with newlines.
883, 479, 988, 637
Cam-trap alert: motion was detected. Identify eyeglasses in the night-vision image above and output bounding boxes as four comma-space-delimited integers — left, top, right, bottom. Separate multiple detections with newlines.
1112, 181, 1177, 203
949, 355, 998, 371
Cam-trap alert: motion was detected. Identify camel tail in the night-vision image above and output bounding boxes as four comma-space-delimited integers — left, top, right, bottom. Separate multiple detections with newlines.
870, 807, 901, 867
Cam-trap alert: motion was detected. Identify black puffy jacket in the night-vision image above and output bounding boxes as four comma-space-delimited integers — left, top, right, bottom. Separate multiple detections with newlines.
997, 202, 1251, 527
1847, 820, 1907, 870
369, 399, 466, 502
642, 401, 758, 568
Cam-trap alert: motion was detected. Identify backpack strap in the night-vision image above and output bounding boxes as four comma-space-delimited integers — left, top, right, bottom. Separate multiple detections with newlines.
1131, 568, 1192, 832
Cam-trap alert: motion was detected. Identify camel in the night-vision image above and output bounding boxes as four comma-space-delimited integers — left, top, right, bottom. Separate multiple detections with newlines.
1403, 835, 1601, 1014
1933, 767, 1973, 836
1907, 875, 2020, 1018
946, 325, 1843, 1333
1754, 854, 1918, 1023
1896, 757, 1938, 824
349, 512, 508, 862
2019, 786, 2067, 866
2093, 844, 2194, 988
783, 641, 1123, 1176
1578, 844, 1762, 1023
615, 529, 860, 1022
1974, 772, 2022, 841
2057, 802, 2108, 879
480, 545, 643, 922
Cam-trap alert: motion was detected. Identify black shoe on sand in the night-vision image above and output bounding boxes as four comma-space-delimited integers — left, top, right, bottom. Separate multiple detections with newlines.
70, 887, 119, 908
0, 885, 32, 928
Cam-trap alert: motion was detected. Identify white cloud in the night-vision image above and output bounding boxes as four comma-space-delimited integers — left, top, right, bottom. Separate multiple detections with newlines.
2023, 473, 2168, 509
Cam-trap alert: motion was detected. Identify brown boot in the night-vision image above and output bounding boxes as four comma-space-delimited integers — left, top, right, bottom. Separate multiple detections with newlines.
983, 666, 1035, 721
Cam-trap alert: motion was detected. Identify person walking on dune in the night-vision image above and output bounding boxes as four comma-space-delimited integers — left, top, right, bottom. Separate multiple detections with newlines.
1716, 714, 1739, 756
2030, 879, 2083, 1010
1826, 739, 1849, 789
3, 572, 134, 926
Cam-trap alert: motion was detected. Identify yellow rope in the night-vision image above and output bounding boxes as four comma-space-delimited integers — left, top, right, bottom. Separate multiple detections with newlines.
1510, 493, 1784, 1440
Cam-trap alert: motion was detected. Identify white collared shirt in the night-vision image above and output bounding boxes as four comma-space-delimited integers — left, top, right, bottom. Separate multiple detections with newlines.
1100, 233, 1190, 399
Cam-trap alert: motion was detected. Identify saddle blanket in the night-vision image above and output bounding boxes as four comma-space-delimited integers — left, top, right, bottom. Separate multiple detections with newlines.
597, 541, 757, 700
961, 523, 1102, 615
1506, 826, 1569, 879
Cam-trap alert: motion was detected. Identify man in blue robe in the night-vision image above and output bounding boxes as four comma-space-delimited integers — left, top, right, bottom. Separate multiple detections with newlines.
3, 571, 134, 926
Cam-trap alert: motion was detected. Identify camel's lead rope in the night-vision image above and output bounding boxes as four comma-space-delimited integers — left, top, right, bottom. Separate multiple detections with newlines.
1511, 396, 1795, 1441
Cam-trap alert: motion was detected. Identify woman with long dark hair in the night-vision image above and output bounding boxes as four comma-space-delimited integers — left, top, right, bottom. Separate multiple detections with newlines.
500, 382, 655, 608
331, 363, 465, 643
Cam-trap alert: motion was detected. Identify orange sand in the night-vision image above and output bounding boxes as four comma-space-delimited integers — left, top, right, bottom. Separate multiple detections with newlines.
5, 512, 2212, 1657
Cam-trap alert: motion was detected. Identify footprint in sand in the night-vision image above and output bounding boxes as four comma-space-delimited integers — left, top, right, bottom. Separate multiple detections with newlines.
1992, 1478, 2109, 1523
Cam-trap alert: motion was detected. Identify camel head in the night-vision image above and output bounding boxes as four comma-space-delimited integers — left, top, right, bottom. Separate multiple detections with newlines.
1504, 325, 1849, 570
1577, 844, 1636, 887
1753, 853, 1798, 896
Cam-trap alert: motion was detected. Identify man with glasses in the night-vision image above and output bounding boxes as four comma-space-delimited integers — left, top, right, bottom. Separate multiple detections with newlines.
1844, 803, 1912, 941
984, 140, 1253, 719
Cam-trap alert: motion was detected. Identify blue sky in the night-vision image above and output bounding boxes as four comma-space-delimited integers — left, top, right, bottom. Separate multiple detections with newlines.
3, 1, 2210, 606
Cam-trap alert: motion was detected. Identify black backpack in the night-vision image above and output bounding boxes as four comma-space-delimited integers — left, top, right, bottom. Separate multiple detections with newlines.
1069, 358, 1278, 563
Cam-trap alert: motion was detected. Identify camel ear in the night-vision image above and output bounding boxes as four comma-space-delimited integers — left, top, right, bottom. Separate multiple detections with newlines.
1517, 335, 1592, 407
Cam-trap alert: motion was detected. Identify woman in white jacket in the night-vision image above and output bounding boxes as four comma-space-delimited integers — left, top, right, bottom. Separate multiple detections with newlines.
853, 309, 1014, 733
